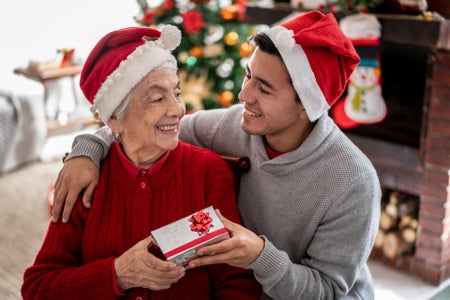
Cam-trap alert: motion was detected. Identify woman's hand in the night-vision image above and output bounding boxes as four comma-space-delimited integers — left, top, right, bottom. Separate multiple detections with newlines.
188, 210, 265, 269
115, 236, 185, 291
52, 156, 99, 223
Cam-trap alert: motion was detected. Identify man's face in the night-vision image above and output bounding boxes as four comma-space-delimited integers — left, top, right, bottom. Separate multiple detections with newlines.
238, 48, 306, 150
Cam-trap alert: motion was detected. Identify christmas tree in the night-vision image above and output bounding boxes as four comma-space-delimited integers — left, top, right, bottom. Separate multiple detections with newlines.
134, 0, 265, 111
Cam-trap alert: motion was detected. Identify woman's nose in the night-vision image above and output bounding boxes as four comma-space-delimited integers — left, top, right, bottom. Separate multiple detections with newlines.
167, 96, 184, 117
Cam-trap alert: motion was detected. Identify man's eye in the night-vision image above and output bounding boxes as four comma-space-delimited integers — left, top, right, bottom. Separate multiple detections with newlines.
259, 87, 270, 95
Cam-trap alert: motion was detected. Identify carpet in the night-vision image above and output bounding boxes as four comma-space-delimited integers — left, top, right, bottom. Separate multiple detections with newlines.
0, 158, 62, 299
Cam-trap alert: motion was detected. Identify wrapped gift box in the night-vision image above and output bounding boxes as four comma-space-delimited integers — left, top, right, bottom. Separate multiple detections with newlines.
151, 206, 229, 266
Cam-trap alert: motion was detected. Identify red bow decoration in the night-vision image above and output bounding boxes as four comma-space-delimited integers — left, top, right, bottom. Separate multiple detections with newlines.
189, 210, 213, 234
58, 48, 75, 68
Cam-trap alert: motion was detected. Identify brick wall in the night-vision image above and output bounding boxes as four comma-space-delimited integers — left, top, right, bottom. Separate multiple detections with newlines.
415, 50, 450, 284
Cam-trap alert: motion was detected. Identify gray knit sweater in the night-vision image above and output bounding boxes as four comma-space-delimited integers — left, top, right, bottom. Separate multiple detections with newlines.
69, 104, 381, 299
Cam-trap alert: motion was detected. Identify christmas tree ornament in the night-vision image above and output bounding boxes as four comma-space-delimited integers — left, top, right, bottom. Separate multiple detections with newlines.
186, 56, 198, 66
179, 70, 213, 111
177, 51, 189, 64
219, 5, 238, 21
238, 41, 254, 57
224, 31, 239, 46
219, 91, 234, 107
223, 80, 235, 91
181, 9, 206, 34
203, 44, 224, 58
216, 58, 234, 78
189, 46, 203, 58
204, 25, 224, 44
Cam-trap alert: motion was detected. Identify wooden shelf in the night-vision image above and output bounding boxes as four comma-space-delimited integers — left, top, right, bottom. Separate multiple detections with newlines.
13, 65, 83, 82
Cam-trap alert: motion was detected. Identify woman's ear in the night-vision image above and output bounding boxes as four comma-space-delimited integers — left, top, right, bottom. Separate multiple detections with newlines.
108, 118, 121, 134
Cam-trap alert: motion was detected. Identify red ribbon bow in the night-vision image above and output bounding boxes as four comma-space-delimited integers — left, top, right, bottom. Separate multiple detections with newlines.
188, 210, 213, 234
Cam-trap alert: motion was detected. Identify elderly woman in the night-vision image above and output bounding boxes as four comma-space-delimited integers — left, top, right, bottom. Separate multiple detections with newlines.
21, 26, 261, 300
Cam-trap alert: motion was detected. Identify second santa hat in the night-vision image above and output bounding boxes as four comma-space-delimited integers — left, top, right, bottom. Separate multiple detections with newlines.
80, 25, 181, 124
262, 11, 360, 122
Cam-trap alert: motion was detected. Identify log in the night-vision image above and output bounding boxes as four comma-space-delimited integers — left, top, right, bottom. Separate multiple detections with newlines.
385, 202, 399, 219
399, 215, 413, 229
374, 229, 386, 249
399, 215, 419, 230
379, 211, 397, 231
389, 190, 401, 204
382, 232, 414, 259
401, 227, 417, 243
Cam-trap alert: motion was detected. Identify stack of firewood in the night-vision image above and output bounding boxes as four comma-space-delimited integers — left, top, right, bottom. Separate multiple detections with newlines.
374, 190, 420, 259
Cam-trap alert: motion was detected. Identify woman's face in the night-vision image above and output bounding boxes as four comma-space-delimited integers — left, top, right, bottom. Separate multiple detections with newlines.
110, 68, 185, 162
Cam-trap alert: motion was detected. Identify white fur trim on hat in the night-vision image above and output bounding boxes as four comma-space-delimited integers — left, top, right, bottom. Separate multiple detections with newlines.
91, 25, 181, 124
264, 26, 329, 122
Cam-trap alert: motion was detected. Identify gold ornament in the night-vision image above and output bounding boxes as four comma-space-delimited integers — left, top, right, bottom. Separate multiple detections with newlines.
239, 42, 254, 57
219, 91, 234, 107
224, 31, 239, 46
219, 5, 238, 21
203, 44, 224, 58
179, 70, 213, 111
178, 51, 189, 64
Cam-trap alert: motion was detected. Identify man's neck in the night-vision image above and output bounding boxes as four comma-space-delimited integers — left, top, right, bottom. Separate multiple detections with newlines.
264, 122, 315, 153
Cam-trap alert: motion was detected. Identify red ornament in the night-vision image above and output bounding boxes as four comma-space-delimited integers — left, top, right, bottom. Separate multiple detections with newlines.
181, 10, 205, 34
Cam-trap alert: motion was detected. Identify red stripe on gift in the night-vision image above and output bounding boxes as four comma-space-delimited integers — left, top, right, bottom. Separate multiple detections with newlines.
164, 227, 229, 259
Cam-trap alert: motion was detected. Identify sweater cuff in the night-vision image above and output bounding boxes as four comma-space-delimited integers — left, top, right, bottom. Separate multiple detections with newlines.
111, 258, 125, 298
65, 129, 112, 169
245, 235, 290, 284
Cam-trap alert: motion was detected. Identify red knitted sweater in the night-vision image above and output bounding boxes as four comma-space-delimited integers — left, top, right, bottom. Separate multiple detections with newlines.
22, 141, 261, 299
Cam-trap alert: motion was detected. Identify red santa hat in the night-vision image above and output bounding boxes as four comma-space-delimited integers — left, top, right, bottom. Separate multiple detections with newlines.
262, 11, 360, 121
80, 25, 181, 124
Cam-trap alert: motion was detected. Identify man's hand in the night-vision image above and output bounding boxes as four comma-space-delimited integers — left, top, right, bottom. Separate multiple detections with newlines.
115, 236, 185, 291
52, 156, 99, 223
188, 209, 264, 269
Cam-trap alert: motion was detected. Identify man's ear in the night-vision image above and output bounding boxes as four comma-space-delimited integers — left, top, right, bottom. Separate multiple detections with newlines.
298, 103, 309, 120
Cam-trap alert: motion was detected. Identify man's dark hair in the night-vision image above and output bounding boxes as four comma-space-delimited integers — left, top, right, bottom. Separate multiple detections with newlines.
250, 33, 282, 58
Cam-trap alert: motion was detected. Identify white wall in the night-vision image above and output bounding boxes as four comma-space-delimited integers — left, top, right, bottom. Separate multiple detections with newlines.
1, 1, 139, 95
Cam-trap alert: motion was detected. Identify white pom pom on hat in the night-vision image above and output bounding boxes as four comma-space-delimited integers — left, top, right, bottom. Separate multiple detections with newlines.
80, 25, 181, 124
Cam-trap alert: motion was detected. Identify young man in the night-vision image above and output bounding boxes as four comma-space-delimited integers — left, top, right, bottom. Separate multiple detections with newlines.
53, 11, 381, 299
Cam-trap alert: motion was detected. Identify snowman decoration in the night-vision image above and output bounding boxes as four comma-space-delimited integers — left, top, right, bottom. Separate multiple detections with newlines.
344, 64, 386, 124
332, 13, 387, 129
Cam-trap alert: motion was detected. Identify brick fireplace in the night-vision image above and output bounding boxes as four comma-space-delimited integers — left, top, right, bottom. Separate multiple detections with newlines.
414, 50, 450, 284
